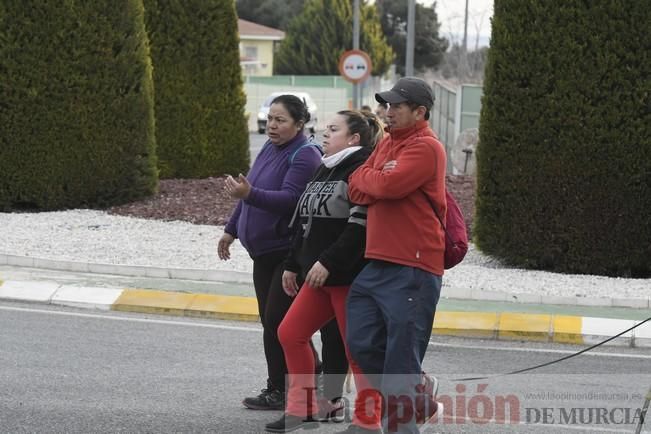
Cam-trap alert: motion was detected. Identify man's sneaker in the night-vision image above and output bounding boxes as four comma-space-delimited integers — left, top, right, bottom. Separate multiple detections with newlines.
419, 372, 439, 399
265, 413, 318, 433
415, 373, 440, 424
242, 387, 285, 410
420, 401, 445, 429
334, 424, 382, 434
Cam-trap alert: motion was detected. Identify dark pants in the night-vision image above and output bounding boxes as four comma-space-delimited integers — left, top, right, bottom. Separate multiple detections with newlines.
346, 260, 442, 433
252, 249, 348, 396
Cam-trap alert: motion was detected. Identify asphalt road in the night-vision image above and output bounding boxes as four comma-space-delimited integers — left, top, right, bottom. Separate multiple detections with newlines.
1, 301, 650, 433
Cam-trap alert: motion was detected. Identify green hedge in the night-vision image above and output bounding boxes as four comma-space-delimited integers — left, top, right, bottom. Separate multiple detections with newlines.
144, 0, 249, 179
0, 0, 158, 210
475, 0, 651, 277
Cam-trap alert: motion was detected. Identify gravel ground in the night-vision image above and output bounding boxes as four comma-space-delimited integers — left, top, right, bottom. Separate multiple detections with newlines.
2, 209, 649, 300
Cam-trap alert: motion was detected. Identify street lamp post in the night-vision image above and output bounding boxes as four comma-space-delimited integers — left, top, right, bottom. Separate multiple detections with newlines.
406, 0, 415, 76
353, 0, 360, 109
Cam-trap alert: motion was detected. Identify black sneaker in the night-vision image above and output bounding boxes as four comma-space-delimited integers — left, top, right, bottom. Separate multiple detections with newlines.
334, 424, 382, 434
243, 387, 285, 410
265, 414, 318, 433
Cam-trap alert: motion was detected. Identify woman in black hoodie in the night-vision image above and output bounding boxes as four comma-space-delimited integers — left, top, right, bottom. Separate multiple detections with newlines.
265, 111, 384, 433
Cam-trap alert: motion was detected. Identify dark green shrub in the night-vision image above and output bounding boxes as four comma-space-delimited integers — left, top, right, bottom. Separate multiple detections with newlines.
144, 0, 249, 179
475, 0, 651, 277
0, 0, 158, 210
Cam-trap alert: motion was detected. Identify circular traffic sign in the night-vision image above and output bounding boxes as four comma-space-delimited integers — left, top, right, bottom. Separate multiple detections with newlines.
338, 49, 372, 83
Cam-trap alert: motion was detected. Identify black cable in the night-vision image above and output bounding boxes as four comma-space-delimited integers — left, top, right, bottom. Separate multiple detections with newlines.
452, 315, 651, 382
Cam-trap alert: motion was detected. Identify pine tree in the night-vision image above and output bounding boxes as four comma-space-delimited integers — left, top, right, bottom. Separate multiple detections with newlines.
274, 0, 393, 76
236, 0, 304, 30
376, 0, 448, 75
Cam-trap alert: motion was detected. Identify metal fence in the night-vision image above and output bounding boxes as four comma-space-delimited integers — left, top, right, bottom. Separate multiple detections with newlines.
431, 80, 457, 152
243, 75, 390, 132
431, 79, 483, 172
457, 84, 482, 136
243, 76, 485, 167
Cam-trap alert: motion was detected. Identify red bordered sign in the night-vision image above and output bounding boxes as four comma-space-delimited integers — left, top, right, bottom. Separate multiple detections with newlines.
338, 49, 372, 83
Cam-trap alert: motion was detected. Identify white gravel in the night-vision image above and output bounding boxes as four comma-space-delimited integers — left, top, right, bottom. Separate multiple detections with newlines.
1, 209, 649, 301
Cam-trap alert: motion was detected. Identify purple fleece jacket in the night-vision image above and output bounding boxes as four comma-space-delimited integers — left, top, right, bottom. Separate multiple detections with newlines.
225, 133, 321, 258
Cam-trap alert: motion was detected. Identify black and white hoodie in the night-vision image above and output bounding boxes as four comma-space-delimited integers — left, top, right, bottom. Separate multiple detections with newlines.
284, 145, 372, 286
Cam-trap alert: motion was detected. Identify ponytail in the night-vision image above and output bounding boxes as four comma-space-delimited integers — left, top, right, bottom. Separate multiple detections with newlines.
337, 110, 384, 148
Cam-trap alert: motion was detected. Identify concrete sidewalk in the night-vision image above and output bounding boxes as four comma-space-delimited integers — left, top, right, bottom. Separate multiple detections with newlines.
1, 261, 650, 348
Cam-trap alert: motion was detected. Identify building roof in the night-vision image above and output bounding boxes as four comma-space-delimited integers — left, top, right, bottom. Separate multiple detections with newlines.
238, 19, 285, 41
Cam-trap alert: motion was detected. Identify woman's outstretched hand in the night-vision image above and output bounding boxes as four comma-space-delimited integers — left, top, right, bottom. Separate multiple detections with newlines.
225, 174, 251, 199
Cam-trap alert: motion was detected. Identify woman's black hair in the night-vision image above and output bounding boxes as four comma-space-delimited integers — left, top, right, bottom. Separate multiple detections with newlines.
337, 110, 384, 148
270, 94, 311, 130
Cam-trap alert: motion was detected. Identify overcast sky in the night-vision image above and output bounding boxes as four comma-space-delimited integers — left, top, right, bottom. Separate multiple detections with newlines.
422, 0, 494, 48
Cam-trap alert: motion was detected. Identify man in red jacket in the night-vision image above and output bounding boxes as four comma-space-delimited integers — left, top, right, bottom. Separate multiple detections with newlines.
345, 77, 446, 434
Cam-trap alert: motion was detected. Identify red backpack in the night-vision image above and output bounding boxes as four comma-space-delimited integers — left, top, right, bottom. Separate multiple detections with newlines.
423, 189, 468, 269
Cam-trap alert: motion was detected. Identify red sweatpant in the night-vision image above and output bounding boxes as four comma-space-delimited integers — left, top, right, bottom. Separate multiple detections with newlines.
278, 283, 382, 430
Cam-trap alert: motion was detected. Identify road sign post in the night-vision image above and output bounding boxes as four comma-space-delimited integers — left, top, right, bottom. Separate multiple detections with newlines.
338, 49, 372, 109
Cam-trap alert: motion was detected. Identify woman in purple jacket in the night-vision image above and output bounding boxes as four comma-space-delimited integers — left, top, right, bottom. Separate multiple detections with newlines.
218, 95, 348, 411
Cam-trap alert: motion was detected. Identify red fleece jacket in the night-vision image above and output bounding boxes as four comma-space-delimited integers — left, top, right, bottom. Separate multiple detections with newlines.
348, 120, 447, 275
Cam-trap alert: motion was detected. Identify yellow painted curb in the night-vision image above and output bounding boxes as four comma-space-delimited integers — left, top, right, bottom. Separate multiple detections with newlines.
186, 293, 259, 322
498, 313, 551, 341
552, 315, 584, 344
433, 312, 499, 338
110, 290, 262, 322
112, 289, 196, 316
106, 288, 590, 345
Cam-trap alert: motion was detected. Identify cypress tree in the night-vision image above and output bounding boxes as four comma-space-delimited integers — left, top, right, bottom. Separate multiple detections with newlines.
144, 0, 249, 179
0, 0, 157, 210
475, 0, 651, 277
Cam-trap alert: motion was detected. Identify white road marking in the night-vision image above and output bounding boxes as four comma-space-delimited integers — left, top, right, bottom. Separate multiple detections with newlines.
0, 304, 262, 332
1, 304, 650, 361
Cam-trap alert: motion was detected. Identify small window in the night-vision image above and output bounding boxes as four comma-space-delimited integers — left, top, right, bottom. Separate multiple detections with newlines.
244, 46, 258, 60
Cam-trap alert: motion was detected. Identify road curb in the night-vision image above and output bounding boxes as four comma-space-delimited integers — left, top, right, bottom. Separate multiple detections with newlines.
112, 289, 260, 322
2, 253, 649, 309
0, 253, 253, 284
1, 280, 649, 347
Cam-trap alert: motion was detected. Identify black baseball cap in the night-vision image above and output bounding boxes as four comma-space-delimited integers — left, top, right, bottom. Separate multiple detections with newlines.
375, 77, 434, 110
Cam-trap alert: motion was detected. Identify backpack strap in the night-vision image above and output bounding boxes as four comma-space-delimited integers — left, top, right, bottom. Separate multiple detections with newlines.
421, 189, 450, 237
289, 138, 323, 165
